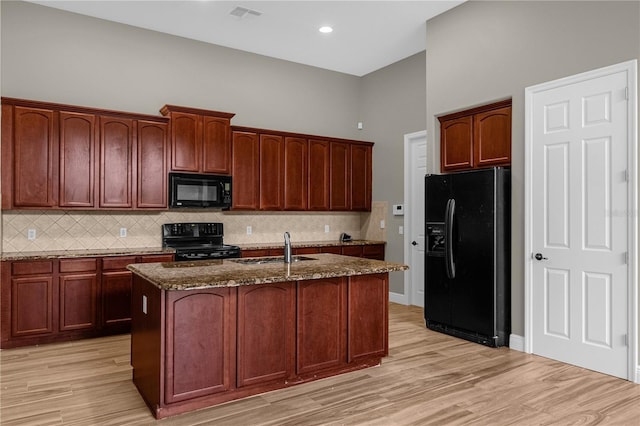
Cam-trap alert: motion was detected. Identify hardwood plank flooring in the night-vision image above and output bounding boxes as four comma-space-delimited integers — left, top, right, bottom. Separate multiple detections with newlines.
1, 303, 638, 425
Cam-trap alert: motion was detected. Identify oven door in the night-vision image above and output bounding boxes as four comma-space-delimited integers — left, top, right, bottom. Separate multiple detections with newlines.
169, 173, 231, 209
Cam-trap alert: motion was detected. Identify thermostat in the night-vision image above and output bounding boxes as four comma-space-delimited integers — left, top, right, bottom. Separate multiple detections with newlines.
392, 204, 404, 216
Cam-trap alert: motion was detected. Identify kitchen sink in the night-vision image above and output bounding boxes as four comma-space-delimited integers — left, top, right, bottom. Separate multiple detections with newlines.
231, 255, 317, 265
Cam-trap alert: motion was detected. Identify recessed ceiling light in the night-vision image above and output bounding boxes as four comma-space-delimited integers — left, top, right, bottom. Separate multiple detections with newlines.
319, 26, 333, 34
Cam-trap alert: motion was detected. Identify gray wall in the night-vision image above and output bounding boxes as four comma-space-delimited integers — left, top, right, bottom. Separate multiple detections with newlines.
1, 1, 361, 138
426, 0, 640, 337
359, 51, 427, 293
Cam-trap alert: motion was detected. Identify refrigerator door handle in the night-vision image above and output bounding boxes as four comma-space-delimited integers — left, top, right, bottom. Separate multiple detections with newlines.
445, 198, 456, 279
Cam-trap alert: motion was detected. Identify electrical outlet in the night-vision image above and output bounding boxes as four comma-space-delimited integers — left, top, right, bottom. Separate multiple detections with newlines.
120, 228, 127, 238
399, 226, 404, 235
324, 225, 330, 233
27, 229, 36, 240
246, 226, 252, 235
380, 220, 385, 229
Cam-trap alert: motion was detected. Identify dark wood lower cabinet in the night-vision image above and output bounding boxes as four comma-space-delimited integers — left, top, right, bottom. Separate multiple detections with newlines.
296, 278, 346, 374
165, 288, 235, 403
237, 283, 295, 387
1, 253, 174, 348
131, 273, 389, 419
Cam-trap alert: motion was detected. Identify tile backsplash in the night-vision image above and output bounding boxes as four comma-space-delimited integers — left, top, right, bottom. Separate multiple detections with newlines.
1, 202, 387, 253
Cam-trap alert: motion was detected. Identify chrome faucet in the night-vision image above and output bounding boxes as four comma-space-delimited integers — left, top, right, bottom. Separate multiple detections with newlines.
284, 232, 292, 264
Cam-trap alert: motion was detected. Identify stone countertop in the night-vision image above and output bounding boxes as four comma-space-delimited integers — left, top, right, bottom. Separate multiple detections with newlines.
1, 247, 174, 261
235, 240, 386, 250
127, 253, 408, 291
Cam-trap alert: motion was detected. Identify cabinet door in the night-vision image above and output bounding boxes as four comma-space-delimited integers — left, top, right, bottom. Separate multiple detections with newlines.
11, 106, 58, 207
350, 144, 372, 211
59, 272, 97, 332
99, 116, 134, 208
296, 278, 347, 374
474, 106, 512, 168
59, 111, 96, 208
284, 137, 308, 210
165, 288, 235, 403
202, 116, 231, 174
232, 131, 259, 210
308, 139, 330, 210
101, 270, 133, 331
440, 116, 473, 171
11, 275, 54, 337
259, 134, 284, 210
137, 120, 168, 209
348, 274, 388, 361
170, 111, 201, 172
237, 283, 295, 387
330, 142, 350, 211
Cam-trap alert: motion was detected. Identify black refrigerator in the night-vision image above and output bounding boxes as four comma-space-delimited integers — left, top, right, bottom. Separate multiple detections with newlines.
424, 167, 510, 347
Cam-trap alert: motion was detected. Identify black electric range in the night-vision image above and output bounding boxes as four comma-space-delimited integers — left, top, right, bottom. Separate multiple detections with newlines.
162, 222, 241, 261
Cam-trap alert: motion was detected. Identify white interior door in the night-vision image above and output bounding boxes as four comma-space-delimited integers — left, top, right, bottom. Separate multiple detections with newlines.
526, 62, 636, 380
405, 131, 426, 307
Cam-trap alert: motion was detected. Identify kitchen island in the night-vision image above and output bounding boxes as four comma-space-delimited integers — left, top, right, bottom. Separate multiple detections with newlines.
128, 254, 407, 419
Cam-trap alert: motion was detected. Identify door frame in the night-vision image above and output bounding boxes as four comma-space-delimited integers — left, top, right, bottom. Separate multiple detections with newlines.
524, 60, 638, 382
399, 130, 427, 306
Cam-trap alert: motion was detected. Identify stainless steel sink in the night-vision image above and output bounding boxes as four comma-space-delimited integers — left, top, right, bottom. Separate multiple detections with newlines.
231, 256, 317, 265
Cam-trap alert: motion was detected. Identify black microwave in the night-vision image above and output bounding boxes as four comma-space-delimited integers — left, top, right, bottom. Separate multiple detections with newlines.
169, 173, 232, 209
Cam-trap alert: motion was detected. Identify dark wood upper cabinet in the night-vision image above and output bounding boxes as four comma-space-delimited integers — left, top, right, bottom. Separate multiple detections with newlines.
440, 116, 473, 171
330, 141, 350, 211
160, 105, 235, 175
259, 134, 284, 210
350, 144, 372, 211
439, 99, 512, 172
232, 130, 260, 210
59, 111, 97, 208
2, 98, 169, 210
169, 111, 199, 172
308, 139, 330, 210
6, 105, 58, 208
137, 120, 168, 209
474, 106, 512, 168
202, 116, 232, 174
99, 116, 134, 208
284, 137, 308, 211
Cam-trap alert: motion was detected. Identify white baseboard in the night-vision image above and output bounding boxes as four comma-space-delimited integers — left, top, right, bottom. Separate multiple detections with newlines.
389, 292, 409, 305
509, 334, 525, 352
635, 366, 640, 384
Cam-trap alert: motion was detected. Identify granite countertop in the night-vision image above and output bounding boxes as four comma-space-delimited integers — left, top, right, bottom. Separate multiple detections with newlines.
127, 253, 408, 291
236, 240, 386, 250
0, 247, 174, 261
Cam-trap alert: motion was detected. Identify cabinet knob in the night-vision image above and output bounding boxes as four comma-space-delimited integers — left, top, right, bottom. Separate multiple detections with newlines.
411, 241, 418, 246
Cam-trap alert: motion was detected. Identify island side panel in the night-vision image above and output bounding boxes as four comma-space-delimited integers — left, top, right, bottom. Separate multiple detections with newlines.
347, 273, 389, 361
131, 274, 164, 413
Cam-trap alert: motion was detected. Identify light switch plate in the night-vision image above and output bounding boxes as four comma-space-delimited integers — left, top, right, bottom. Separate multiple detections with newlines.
120, 228, 127, 238
27, 229, 36, 240
246, 226, 252, 235
324, 225, 330, 233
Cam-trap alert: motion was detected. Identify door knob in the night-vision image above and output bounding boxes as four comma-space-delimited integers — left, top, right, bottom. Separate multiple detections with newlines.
411, 241, 418, 246
534, 253, 548, 261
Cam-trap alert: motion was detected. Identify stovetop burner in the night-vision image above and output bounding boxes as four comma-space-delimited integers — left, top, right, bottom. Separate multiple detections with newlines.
162, 223, 241, 261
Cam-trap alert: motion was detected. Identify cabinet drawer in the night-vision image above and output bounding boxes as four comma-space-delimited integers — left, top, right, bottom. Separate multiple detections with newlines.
60, 258, 97, 273
11, 260, 53, 276
341, 246, 363, 257
294, 247, 321, 255
320, 246, 342, 255
139, 254, 174, 263
102, 256, 138, 271
362, 245, 385, 260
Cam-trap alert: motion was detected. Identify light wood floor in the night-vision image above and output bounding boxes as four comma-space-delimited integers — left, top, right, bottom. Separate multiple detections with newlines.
1, 303, 639, 425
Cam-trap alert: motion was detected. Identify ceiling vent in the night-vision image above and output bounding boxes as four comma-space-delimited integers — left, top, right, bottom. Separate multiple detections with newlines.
229, 6, 262, 19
